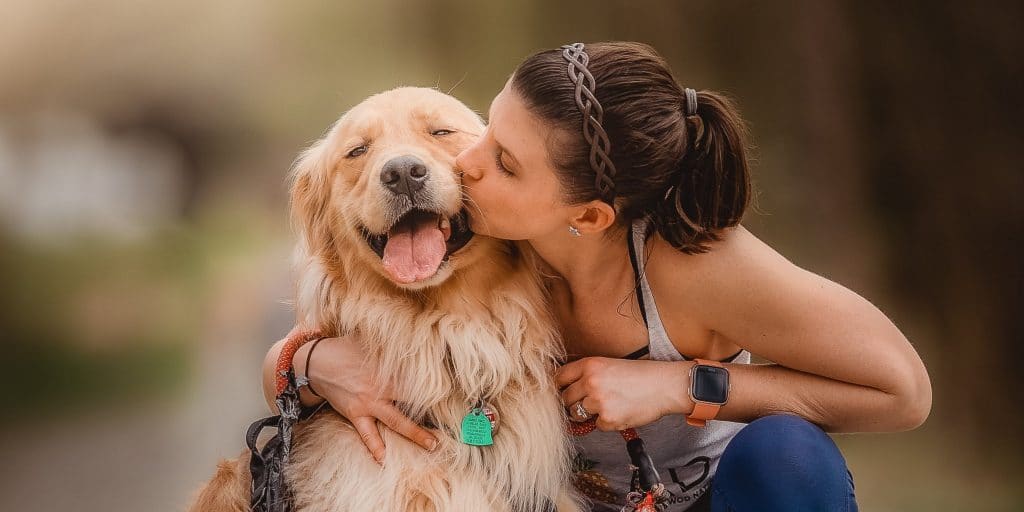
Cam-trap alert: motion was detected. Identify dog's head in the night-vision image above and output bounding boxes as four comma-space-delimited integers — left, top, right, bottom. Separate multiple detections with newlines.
289, 87, 486, 289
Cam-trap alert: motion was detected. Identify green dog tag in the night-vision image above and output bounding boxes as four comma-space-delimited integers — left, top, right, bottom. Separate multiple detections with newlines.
460, 408, 494, 446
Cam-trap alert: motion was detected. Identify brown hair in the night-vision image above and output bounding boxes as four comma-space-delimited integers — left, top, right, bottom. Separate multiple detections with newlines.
511, 41, 753, 254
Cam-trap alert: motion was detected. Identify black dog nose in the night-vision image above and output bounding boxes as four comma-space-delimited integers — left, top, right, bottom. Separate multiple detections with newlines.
380, 156, 429, 197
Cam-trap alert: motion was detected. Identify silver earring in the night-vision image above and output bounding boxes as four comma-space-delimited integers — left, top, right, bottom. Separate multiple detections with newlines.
568, 225, 582, 237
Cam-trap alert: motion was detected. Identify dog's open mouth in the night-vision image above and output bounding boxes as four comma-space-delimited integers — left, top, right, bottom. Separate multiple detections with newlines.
360, 208, 474, 284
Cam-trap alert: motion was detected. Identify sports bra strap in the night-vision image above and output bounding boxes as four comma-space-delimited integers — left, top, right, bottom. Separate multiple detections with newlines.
627, 220, 650, 329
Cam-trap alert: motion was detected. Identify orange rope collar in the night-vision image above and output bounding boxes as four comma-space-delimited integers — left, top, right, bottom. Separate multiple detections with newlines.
274, 328, 326, 396
567, 416, 639, 441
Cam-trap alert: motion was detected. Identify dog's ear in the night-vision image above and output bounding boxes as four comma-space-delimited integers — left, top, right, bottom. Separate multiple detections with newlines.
288, 136, 335, 258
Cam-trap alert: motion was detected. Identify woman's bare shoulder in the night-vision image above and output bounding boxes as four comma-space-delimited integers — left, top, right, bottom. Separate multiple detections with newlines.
651, 223, 912, 370
648, 223, 793, 296
645, 224, 809, 354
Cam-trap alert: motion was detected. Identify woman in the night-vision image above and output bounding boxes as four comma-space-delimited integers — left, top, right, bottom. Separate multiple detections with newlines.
262, 42, 931, 511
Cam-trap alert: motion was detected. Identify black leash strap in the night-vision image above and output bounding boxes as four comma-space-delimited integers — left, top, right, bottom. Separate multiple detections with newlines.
247, 367, 324, 512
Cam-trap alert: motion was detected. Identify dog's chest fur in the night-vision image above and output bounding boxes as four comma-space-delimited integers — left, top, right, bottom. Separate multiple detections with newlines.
286, 246, 579, 511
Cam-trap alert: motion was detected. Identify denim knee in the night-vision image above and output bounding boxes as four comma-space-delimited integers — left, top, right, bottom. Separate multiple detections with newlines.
711, 414, 857, 512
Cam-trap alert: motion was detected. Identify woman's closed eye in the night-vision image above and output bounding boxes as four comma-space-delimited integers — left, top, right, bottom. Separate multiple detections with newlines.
495, 151, 513, 176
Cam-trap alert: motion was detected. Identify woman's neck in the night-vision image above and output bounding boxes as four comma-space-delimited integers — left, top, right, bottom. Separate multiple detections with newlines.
527, 228, 634, 303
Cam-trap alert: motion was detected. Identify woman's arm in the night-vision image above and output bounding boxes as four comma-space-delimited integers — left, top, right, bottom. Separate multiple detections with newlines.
656, 225, 932, 433
547, 223, 931, 433
259, 332, 439, 462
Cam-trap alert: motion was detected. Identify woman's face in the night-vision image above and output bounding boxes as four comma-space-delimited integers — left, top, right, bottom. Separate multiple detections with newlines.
456, 80, 574, 241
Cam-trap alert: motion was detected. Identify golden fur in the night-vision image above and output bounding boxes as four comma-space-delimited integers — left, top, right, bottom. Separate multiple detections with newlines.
188, 87, 584, 512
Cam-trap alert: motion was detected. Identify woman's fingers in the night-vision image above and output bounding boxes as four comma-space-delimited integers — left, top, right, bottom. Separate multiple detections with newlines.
554, 357, 591, 389
374, 401, 439, 452
350, 416, 386, 465
578, 396, 600, 420
560, 378, 600, 422
560, 380, 588, 411
349, 403, 439, 467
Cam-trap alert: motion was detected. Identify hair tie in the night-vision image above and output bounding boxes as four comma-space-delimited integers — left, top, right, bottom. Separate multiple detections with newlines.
684, 87, 699, 117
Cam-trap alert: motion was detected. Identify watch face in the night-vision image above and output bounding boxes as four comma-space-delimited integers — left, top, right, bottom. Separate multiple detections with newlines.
692, 365, 729, 404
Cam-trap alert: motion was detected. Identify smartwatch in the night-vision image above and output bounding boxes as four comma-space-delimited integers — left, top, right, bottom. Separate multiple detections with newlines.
686, 358, 730, 427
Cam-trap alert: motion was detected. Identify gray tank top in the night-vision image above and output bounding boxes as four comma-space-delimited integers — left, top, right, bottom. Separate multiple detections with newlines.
569, 217, 751, 511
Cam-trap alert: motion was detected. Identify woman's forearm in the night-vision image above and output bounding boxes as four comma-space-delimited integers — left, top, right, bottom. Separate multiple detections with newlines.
666, 361, 931, 433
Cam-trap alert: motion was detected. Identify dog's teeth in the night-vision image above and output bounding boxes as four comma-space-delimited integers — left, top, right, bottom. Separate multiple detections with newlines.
440, 218, 451, 231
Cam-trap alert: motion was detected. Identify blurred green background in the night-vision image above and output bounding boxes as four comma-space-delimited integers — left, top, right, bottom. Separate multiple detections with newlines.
0, 1, 1020, 510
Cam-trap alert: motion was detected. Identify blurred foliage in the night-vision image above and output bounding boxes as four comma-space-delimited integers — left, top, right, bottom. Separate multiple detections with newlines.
0, 209, 277, 417
0, 340, 189, 421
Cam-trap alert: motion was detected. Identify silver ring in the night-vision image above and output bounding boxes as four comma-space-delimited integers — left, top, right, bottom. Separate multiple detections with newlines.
573, 401, 591, 421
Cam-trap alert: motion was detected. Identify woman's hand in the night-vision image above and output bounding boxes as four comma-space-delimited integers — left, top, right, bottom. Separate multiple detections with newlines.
262, 333, 439, 464
554, 357, 694, 431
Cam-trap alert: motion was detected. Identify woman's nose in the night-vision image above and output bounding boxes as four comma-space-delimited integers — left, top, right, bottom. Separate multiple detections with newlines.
455, 147, 482, 181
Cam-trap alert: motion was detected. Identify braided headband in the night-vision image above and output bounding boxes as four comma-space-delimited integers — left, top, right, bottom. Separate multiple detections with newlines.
560, 44, 701, 204
561, 43, 617, 203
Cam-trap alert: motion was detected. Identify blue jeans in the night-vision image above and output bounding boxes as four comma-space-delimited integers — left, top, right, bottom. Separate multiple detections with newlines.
693, 414, 859, 512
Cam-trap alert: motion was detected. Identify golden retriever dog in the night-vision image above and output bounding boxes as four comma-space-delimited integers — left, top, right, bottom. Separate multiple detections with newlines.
188, 87, 584, 512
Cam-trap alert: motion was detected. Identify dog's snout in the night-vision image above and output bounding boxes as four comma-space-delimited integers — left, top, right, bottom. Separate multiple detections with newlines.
380, 156, 429, 197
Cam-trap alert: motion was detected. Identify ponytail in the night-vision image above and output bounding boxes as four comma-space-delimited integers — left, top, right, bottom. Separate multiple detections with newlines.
649, 90, 752, 254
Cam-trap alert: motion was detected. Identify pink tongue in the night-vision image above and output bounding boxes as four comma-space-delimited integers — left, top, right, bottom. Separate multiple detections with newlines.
382, 217, 446, 284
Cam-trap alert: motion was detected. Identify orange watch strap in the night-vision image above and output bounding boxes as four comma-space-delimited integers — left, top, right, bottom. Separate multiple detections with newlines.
687, 402, 720, 427
686, 358, 725, 428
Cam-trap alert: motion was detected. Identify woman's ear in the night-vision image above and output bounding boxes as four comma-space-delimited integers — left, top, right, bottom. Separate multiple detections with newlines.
288, 138, 334, 256
569, 200, 617, 234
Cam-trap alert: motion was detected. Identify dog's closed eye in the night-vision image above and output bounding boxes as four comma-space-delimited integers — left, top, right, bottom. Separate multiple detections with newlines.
347, 145, 369, 158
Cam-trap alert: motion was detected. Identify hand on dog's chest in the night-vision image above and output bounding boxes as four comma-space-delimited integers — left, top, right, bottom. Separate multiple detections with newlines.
460, 401, 499, 446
